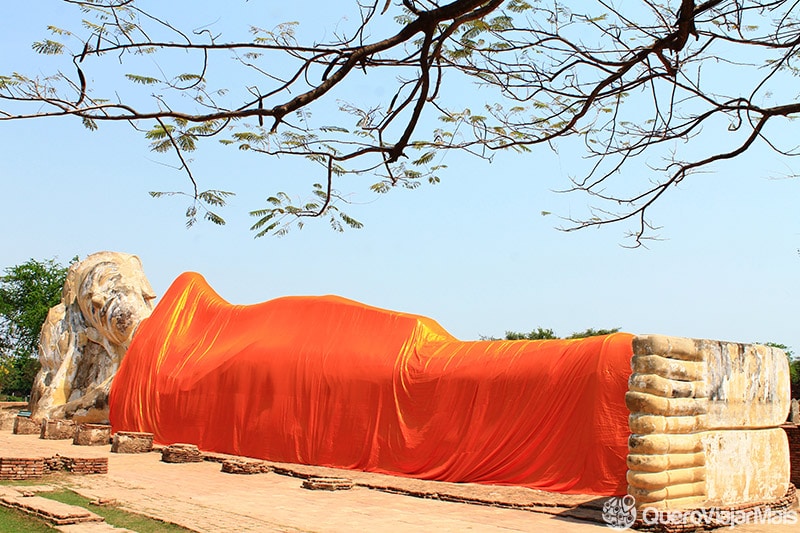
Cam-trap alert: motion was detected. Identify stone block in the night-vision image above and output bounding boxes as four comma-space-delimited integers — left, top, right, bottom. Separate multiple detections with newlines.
40, 419, 77, 440
161, 443, 203, 463
111, 431, 154, 453
301, 476, 353, 491
221, 459, 272, 475
12, 415, 41, 435
72, 423, 112, 446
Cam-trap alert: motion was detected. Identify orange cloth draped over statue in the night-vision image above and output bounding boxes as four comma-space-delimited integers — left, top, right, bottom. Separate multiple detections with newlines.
109, 272, 634, 495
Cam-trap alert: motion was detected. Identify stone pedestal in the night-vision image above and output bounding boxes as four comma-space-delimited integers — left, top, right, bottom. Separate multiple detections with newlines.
12, 416, 41, 435
40, 419, 77, 440
73, 424, 112, 446
161, 443, 203, 463
111, 431, 154, 453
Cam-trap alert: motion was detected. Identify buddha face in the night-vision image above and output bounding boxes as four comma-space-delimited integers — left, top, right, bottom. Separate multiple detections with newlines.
76, 254, 156, 347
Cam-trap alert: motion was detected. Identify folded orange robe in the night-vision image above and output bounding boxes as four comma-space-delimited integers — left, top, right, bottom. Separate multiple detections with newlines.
109, 272, 633, 495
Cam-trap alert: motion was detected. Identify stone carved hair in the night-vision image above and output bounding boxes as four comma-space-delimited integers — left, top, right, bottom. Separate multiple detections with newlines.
29, 252, 155, 423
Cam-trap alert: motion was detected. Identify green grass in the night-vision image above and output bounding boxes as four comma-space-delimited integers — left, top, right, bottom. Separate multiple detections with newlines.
0, 475, 68, 487
39, 489, 191, 533
0, 505, 55, 532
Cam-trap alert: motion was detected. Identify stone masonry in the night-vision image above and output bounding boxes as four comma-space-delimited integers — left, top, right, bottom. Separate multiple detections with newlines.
111, 431, 154, 453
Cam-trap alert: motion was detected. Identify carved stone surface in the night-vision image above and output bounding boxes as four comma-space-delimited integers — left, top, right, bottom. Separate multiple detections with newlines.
790, 399, 799, 424
627, 335, 791, 510
111, 431, 154, 454
28, 252, 155, 423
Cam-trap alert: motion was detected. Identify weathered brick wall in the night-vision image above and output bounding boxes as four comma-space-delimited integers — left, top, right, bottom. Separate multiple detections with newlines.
61, 457, 109, 474
0, 457, 45, 480
783, 424, 800, 488
0, 456, 108, 479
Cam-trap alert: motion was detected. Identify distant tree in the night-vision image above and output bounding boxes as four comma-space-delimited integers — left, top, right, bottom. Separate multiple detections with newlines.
504, 327, 558, 341
0, 257, 73, 397
1, 2, 799, 243
481, 326, 620, 341
567, 328, 621, 340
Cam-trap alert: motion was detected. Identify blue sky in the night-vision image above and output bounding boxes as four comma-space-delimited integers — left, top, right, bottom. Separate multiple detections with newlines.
2, 2, 798, 352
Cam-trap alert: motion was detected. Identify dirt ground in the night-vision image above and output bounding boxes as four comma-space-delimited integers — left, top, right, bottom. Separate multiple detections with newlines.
0, 419, 797, 532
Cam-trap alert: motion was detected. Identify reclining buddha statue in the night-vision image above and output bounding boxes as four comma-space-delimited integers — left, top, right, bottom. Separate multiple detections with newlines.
107, 270, 792, 511
27, 253, 794, 514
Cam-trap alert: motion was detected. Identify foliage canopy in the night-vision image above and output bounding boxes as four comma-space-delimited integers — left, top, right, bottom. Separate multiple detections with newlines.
0, 257, 72, 396
483, 326, 621, 340
1, 1, 799, 243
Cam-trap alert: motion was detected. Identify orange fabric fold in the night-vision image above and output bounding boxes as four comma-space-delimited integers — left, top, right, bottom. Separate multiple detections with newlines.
109, 272, 634, 495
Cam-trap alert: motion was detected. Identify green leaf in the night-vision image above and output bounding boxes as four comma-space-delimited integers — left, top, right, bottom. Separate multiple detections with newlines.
81, 117, 98, 131
339, 212, 363, 229
145, 124, 174, 140
125, 74, 160, 85
150, 140, 172, 153
47, 26, 72, 36
204, 211, 226, 225
175, 73, 203, 82
412, 151, 436, 165
32, 40, 64, 55
176, 133, 196, 152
